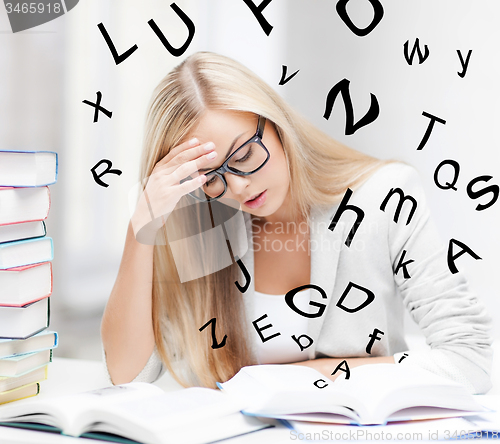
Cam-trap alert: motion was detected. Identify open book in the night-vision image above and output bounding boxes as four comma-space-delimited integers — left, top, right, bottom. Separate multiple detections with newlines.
0, 382, 270, 444
217, 363, 487, 426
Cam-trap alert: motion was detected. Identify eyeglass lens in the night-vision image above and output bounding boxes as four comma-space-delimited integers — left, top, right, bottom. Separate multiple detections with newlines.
188, 141, 268, 200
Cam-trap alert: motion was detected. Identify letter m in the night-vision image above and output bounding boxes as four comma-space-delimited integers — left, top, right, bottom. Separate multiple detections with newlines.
379, 188, 418, 225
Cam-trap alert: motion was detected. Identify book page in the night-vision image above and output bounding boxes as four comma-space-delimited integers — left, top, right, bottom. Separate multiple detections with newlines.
220, 364, 361, 417
333, 364, 484, 422
108, 387, 241, 427
76, 387, 247, 441
289, 416, 481, 441
0, 382, 163, 435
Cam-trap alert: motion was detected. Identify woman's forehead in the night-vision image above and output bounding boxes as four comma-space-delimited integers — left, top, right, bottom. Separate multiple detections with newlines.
187, 110, 257, 143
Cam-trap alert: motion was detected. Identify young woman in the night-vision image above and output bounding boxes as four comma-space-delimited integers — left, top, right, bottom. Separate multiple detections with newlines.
101, 52, 492, 394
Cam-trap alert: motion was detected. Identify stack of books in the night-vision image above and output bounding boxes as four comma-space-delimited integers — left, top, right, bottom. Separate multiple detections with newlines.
0, 150, 59, 404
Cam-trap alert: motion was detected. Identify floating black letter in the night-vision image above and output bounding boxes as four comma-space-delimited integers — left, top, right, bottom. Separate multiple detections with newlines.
252, 314, 281, 343
457, 50, 472, 78
234, 257, 251, 293
434, 160, 460, 191
285, 285, 327, 319
91, 159, 122, 188
97, 22, 138, 65
466, 175, 499, 211
332, 360, 350, 379
148, 3, 195, 57
366, 328, 384, 354
199, 318, 227, 349
279, 65, 299, 86
324, 78, 379, 135
242, 0, 273, 36
380, 188, 418, 225
314, 379, 329, 389
336, 282, 375, 313
416, 111, 446, 151
291, 334, 314, 351
328, 188, 364, 247
336, 0, 384, 37
447, 239, 482, 274
82, 91, 112, 123
394, 250, 414, 278
403, 38, 430, 65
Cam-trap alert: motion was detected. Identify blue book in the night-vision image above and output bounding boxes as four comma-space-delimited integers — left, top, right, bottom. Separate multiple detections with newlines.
0, 221, 46, 244
0, 330, 58, 359
0, 297, 50, 340
0, 237, 53, 270
0, 151, 58, 187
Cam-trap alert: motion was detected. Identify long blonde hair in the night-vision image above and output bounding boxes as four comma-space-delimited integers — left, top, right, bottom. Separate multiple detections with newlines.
139, 51, 401, 388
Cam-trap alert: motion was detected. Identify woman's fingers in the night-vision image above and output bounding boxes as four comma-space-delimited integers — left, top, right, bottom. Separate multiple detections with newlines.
175, 173, 207, 195
165, 150, 217, 186
133, 139, 218, 236
156, 139, 215, 171
155, 138, 201, 168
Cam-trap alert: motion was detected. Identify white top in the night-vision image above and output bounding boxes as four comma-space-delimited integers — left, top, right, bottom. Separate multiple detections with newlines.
252, 289, 311, 364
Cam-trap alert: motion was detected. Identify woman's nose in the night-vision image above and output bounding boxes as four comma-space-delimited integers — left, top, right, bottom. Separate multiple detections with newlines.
225, 173, 251, 197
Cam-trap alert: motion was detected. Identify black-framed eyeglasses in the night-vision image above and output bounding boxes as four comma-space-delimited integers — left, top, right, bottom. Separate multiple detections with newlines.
186, 115, 270, 202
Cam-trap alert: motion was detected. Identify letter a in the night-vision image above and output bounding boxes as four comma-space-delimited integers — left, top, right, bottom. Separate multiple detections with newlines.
447, 239, 482, 274
332, 360, 350, 379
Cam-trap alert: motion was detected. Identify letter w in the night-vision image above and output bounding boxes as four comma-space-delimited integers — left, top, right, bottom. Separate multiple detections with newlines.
403, 38, 430, 65
323, 78, 379, 135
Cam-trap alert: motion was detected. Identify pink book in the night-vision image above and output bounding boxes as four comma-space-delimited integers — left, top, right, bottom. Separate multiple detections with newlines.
0, 187, 50, 226
0, 262, 52, 307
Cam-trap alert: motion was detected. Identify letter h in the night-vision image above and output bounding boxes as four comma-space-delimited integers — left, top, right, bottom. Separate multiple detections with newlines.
328, 188, 364, 247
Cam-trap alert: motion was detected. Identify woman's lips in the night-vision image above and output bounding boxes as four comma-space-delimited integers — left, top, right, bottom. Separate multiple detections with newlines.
244, 190, 267, 209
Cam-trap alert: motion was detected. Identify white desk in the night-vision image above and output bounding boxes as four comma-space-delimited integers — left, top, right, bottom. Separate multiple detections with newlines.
0, 358, 292, 444
0, 345, 498, 444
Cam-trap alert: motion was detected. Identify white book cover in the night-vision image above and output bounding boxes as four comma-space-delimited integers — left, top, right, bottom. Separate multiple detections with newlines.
0, 262, 52, 307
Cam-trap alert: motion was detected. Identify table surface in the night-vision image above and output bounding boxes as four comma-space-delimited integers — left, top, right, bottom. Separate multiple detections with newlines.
0, 337, 498, 444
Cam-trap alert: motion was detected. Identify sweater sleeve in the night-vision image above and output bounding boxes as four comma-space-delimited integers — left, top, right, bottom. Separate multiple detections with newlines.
383, 164, 493, 394
102, 345, 166, 385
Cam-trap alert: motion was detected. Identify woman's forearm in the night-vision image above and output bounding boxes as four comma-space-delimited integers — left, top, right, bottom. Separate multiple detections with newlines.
101, 220, 157, 385
290, 356, 395, 380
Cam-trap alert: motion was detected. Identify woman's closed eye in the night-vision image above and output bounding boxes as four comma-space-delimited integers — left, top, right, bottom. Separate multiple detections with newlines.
205, 176, 217, 187
234, 145, 253, 163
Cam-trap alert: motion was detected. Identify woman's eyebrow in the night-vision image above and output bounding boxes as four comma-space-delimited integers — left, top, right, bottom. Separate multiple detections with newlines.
198, 131, 247, 172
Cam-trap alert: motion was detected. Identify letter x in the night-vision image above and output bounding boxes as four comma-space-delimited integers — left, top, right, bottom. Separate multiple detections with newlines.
82, 92, 112, 123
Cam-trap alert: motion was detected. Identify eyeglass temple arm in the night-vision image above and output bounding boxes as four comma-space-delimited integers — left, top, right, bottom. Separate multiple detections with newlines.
257, 116, 266, 138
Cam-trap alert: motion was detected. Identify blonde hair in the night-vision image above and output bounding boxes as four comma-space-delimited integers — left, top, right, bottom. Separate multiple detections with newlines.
139, 51, 401, 388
